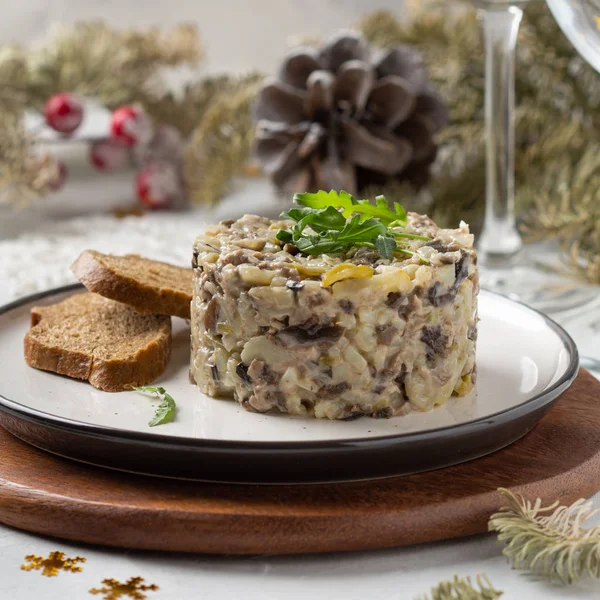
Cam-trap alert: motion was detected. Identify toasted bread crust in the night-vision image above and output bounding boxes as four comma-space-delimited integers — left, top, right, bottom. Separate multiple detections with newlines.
24, 293, 172, 392
71, 250, 192, 319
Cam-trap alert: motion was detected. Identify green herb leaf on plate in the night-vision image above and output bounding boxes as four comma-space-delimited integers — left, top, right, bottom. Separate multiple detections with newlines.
336, 215, 388, 243
278, 189, 427, 260
374, 235, 397, 259
133, 386, 177, 427
294, 190, 407, 226
489, 488, 600, 584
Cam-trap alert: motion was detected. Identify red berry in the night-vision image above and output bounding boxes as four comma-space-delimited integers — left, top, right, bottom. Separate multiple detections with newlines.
89, 138, 129, 171
135, 164, 179, 210
47, 161, 68, 192
110, 105, 152, 147
44, 93, 84, 134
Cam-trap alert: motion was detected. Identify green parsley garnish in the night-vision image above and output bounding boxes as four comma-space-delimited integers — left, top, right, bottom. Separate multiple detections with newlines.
276, 190, 430, 261
133, 386, 176, 427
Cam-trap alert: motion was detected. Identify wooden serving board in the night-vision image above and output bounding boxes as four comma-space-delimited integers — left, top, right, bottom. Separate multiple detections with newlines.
1, 368, 599, 555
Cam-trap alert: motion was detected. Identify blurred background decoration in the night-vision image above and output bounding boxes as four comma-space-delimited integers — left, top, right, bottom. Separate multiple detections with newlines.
252, 30, 448, 196
0, 21, 262, 209
1, 0, 600, 284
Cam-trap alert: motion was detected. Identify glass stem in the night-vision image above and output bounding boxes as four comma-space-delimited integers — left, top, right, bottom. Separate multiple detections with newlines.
477, 4, 523, 266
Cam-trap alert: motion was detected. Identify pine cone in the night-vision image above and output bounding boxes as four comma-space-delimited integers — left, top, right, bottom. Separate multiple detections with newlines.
253, 31, 448, 195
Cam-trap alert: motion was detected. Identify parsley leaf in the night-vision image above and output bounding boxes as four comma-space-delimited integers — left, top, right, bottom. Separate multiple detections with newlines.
133, 386, 177, 427
275, 229, 294, 243
282, 205, 347, 233
294, 190, 407, 226
374, 235, 397, 259
335, 215, 387, 243
279, 189, 428, 261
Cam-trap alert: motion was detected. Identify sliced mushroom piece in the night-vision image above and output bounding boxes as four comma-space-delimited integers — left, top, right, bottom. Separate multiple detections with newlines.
253, 78, 307, 124
366, 75, 416, 129
204, 297, 219, 333
333, 59, 375, 117
341, 118, 413, 175
420, 325, 449, 363
372, 46, 428, 90
319, 31, 371, 72
279, 323, 343, 345
305, 70, 335, 118
278, 47, 322, 90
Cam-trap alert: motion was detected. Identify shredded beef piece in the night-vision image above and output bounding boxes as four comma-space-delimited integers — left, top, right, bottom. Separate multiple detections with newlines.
278, 317, 343, 345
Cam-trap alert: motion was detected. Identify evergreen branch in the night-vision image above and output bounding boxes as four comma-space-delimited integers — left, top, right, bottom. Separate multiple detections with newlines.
357, 1, 600, 284
489, 488, 600, 584
0, 20, 206, 205
143, 75, 251, 136
183, 74, 263, 205
0, 45, 29, 116
0, 113, 59, 205
415, 574, 503, 600
0, 21, 202, 119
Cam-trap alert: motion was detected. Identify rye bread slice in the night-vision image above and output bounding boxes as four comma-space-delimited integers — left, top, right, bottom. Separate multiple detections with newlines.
71, 250, 192, 319
24, 292, 171, 392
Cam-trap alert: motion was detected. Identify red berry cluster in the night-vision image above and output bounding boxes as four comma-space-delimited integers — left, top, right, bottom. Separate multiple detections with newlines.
42, 92, 185, 209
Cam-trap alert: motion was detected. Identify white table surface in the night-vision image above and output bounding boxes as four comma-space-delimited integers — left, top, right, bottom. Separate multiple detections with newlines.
1, 183, 599, 599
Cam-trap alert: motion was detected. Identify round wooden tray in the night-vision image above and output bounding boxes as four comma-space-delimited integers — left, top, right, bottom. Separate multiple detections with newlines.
1, 369, 599, 555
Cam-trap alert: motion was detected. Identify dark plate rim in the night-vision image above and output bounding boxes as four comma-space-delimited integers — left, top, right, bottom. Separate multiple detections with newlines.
0, 283, 580, 452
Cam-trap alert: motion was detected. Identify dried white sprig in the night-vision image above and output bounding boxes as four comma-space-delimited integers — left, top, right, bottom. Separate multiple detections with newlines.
489, 488, 600, 584
416, 574, 502, 600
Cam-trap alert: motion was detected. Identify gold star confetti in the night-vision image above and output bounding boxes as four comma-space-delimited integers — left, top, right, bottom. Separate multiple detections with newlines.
21, 551, 86, 577
89, 577, 159, 600
595, 15, 600, 31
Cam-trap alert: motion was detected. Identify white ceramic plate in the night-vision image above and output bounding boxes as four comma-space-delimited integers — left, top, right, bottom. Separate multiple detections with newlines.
0, 285, 578, 483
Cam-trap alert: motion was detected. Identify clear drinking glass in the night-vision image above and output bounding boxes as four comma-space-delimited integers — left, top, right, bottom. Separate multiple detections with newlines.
473, 0, 599, 313
546, 0, 600, 71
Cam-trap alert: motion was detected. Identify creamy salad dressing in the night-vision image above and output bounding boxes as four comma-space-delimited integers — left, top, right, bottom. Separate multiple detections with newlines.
191, 213, 478, 420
